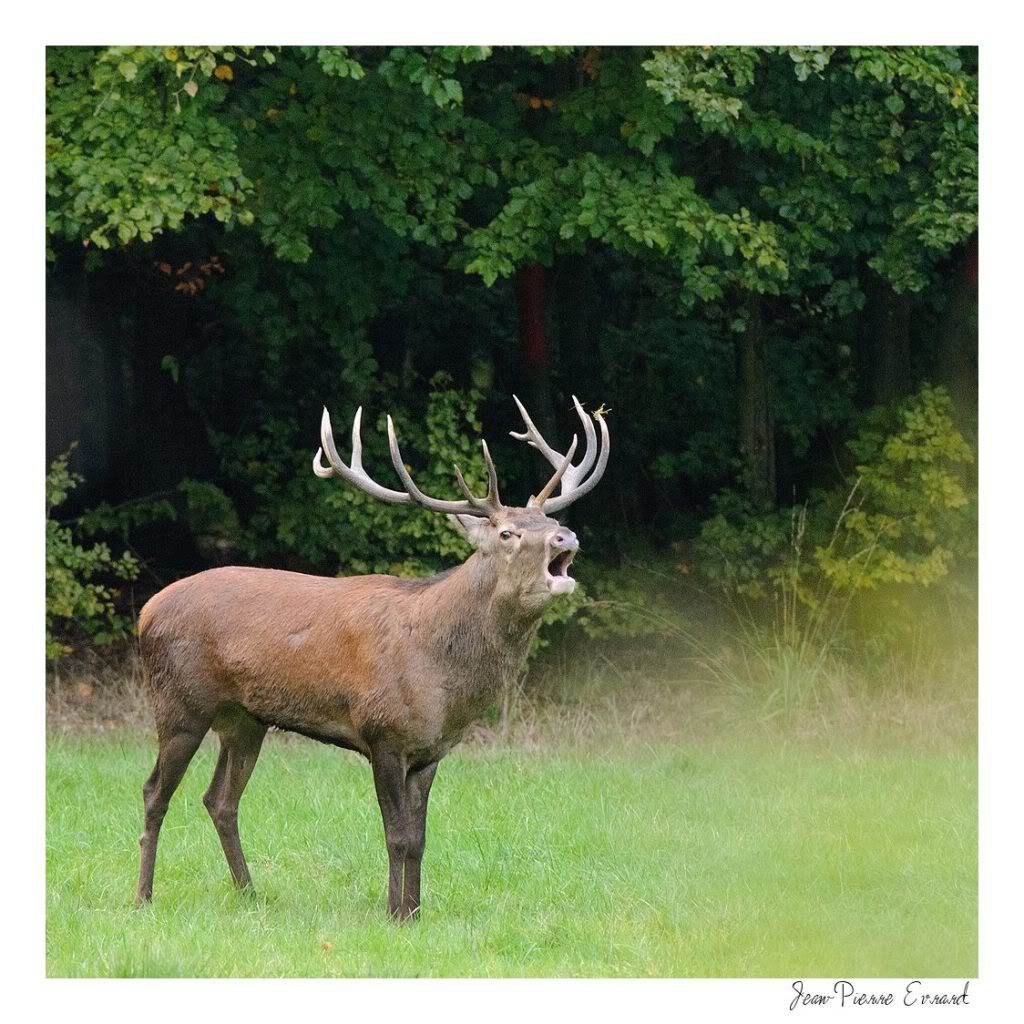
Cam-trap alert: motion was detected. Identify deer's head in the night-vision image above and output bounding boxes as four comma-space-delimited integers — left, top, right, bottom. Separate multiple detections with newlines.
313, 395, 609, 615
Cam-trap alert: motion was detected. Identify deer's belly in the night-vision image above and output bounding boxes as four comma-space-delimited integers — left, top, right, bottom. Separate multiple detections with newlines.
237, 682, 371, 755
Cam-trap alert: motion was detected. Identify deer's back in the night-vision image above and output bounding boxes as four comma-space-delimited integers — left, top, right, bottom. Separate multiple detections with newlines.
138, 566, 439, 751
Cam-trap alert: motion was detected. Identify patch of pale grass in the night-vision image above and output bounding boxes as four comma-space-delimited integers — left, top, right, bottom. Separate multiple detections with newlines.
47, 638, 975, 757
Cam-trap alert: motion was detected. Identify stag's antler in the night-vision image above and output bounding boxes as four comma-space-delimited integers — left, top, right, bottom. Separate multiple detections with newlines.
510, 395, 609, 513
313, 407, 413, 505
314, 406, 502, 518
316, 396, 608, 517
387, 418, 503, 518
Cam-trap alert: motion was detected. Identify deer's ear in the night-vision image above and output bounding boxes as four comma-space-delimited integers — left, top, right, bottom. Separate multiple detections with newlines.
447, 514, 490, 547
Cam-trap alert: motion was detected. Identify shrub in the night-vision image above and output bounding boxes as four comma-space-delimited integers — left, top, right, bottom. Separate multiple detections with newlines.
689, 385, 976, 706
212, 372, 484, 576
695, 385, 975, 604
46, 448, 139, 662
814, 384, 975, 591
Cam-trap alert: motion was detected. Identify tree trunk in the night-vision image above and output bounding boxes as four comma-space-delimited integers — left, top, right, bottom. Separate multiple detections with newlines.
46, 273, 113, 506
553, 253, 597, 393
935, 233, 978, 420
516, 263, 557, 495
864, 271, 912, 405
517, 262, 548, 383
736, 296, 776, 508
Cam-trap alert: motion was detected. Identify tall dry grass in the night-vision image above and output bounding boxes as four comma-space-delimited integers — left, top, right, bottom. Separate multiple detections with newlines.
46, 575, 976, 757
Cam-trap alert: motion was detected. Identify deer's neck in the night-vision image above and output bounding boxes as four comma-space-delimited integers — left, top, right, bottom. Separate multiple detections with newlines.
415, 552, 539, 676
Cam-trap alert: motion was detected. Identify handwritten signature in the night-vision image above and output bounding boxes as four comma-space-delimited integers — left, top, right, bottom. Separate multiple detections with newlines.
790, 980, 971, 1010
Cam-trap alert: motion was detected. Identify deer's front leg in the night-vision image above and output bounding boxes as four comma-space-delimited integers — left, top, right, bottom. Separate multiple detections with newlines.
371, 749, 410, 919
402, 760, 438, 919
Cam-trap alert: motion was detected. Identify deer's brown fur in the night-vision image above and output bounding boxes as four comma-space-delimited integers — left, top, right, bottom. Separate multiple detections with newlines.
134, 399, 607, 919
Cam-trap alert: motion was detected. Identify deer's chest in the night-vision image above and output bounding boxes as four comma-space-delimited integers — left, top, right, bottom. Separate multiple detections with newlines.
430, 632, 531, 735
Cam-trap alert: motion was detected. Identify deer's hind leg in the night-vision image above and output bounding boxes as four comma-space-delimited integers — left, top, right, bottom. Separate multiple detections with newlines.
203, 708, 267, 891
136, 719, 210, 905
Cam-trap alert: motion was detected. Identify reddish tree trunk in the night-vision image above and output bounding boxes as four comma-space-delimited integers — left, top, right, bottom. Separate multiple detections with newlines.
517, 263, 547, 381
516, 262, 558, 499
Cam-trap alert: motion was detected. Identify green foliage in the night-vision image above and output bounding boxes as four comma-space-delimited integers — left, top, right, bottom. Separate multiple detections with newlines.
696, 385, 975, 601
568, 560, 679, 643
75, 479, 239, 564
310, 47, 366, 81
43, 46, 977, 673
528, 582, 590, 659
46, 45, 976, 295
178, 480, 242, 561
643, 45, 760, 124
816, 385, 975, 590
638, 46, 977, 295
463, 152, 790, 303
214, 373, 482, 577
77, 494, 177, 541
46, 450, 139, 661
375, 46, 491, 107
694, 492, 795, 599
46, 47, 253, 253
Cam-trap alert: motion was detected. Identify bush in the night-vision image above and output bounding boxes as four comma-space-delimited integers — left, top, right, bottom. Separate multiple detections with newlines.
696, 385, 975, 604
46, 448, 139, 662
212, 372, 485, 576
815, 384, 975, 591
689, 385, 976, 706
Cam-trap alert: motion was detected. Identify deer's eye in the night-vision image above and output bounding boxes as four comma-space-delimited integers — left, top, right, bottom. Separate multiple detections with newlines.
499, 530, 513, 541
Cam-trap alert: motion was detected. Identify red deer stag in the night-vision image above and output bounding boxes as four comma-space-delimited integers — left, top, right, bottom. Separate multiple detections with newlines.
135, 395, 609, 918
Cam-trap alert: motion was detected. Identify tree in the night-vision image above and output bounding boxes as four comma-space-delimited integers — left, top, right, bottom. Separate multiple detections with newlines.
46, 45, 977, 576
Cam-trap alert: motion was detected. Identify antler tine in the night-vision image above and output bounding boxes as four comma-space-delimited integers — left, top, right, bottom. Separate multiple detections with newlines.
312, 448, 333, 479
509, 395, 561, 465
387, 417, 498, 518
510, 395, 610, 514
530, 435, 578, 508
510, 394, 598, 494
570, 395, 598, 479
480, 439, 502, 507
349, 405, 364, 470
314, 407, 412, 504
540, 412, 610, 514
451, 441, 502, 514
452, 464, 480, 504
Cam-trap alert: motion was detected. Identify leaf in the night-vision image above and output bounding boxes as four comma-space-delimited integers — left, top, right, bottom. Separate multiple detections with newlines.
118, 61, 137, 82
443, 78, 463, 104
214, 64, 234, 82
161, 354, 180, 384
183, 81, 198, 98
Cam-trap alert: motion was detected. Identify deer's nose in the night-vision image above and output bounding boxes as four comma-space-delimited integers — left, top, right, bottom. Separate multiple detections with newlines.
552, 530, 579, 551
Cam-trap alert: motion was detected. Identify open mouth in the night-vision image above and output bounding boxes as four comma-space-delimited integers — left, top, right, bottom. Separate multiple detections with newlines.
545, 548, 577, 594
547, 550, 574, 578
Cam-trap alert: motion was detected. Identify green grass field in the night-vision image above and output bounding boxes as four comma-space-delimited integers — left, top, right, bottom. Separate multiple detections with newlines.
46, 723, 976, 977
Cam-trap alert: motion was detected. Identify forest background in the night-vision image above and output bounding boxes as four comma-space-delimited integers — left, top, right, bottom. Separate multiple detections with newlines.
45, 45, 978, 697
